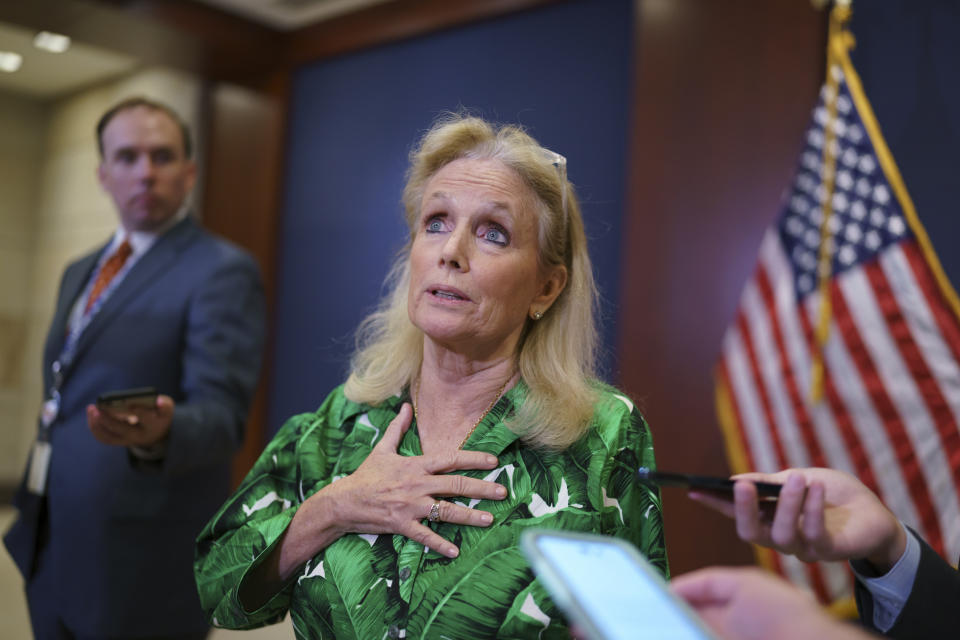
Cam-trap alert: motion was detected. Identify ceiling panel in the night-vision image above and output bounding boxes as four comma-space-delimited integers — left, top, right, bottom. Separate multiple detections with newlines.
191, 0, 394, 30
0, 21, 138, 99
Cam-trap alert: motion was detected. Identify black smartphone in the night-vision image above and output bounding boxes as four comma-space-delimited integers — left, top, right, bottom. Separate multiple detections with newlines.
96, 386, 158, 411
637, 468, 782, 499
522, 529, 719, 640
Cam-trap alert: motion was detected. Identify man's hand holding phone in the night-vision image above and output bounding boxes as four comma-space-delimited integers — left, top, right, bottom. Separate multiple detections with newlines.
689, 467, 906, 571
88, 387, 175, 449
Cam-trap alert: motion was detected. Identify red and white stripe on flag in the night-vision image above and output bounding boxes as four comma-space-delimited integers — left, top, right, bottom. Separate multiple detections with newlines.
715, 34, 960, 605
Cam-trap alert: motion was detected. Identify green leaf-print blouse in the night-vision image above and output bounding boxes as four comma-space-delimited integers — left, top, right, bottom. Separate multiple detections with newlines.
194, 381, 667, 639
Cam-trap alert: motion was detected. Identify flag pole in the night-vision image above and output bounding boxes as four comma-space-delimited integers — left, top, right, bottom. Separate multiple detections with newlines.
809, 0, 853, 404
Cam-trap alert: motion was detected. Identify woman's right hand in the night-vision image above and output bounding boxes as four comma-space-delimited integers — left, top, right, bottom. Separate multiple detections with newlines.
278, 403, 507, 576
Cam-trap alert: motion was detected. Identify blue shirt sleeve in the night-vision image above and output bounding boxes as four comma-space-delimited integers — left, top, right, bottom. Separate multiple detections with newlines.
850, 521, 920, 632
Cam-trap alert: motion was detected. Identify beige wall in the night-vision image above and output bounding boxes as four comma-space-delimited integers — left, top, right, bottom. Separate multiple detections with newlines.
0, 92, 49, 485
0, 67, 203, 486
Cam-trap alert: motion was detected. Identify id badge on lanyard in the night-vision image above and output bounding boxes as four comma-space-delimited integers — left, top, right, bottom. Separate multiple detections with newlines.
27, 440, 52, 495
29, 360, 64, 495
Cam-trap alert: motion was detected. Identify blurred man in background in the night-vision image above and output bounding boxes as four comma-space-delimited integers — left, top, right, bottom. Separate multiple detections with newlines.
4, 97, 265, 639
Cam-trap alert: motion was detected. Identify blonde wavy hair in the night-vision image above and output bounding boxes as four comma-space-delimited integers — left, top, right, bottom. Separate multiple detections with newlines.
344, 114, 600, 450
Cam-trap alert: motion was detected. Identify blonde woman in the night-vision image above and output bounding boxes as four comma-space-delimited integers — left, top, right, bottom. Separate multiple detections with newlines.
195, 115, 666, 639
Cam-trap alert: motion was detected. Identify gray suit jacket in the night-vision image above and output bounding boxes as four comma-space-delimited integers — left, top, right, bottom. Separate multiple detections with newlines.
4, 215, 266, 636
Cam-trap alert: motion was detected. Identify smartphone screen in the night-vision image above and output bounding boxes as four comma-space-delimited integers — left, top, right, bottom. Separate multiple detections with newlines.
522, 530, 717, 640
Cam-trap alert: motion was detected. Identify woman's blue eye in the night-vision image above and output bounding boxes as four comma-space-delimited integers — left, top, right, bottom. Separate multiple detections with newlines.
484, 227, 507, 245
426, 218, 443, 232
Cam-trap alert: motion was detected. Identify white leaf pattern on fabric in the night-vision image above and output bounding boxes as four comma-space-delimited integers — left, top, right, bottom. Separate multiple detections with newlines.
529, 478, 570, 516
613, 393, 634, 413
357, 412, 380, 446
602, 487, 624, 524
242, 491, 291, 516
520, 593, 551, 628
298, 560, 325, 584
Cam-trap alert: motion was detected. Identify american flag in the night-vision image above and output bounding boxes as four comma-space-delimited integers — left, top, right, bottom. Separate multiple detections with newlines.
715, 49, 960, 603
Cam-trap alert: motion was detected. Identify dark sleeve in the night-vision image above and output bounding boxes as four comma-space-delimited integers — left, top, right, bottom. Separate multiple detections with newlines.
162, 249, 266, 476
855, 531, 960, 639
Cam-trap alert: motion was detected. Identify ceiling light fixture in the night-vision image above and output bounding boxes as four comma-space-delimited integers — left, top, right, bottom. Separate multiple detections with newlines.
34, 31, 71, 53
0, 51, 23, 73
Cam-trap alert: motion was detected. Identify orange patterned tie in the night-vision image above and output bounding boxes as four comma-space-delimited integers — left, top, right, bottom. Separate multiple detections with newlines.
85, 238, 132, 313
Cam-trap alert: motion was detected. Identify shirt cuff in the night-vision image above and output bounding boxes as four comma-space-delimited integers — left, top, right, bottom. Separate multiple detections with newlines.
850, 522, 920, 632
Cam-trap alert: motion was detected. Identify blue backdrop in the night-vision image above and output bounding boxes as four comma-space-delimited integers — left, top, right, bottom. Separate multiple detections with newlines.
268, 0, 633, 432
850, 2, 960, 283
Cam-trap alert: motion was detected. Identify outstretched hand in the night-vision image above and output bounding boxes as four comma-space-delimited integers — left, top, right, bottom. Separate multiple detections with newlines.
689, 467, 905, 571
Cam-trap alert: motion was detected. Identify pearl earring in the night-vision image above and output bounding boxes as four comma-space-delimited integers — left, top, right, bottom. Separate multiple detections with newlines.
532, 310, 543, 320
